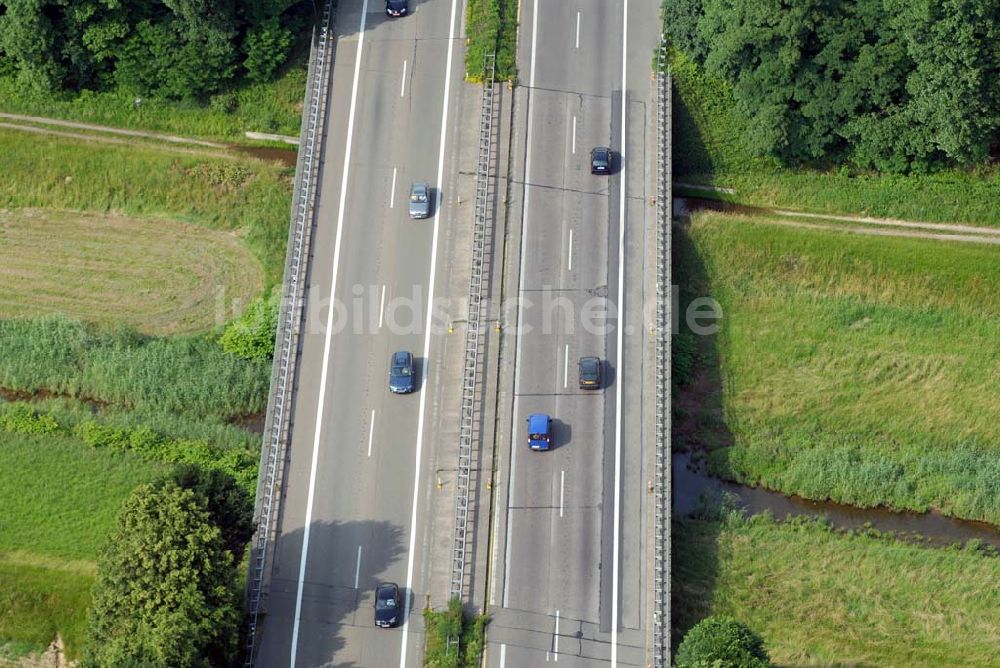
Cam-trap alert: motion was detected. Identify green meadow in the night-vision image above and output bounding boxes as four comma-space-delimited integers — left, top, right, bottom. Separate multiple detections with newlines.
675, 212, 1000, 523
673, 513, 1000, 667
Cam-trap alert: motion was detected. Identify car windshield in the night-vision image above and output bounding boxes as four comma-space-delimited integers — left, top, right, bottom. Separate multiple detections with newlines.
394, 364, 410, 376
411, 193, 427, 202
376, 596, 397, 610
530, 432, 547, 440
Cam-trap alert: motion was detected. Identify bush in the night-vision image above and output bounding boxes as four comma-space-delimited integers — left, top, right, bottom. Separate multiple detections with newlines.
423, 598, 463, 668
219, 291, 280, 362
422, 598, 489, 668
675, 616, 771, 668
463, 0, 517, 81
0, 404, 59, 435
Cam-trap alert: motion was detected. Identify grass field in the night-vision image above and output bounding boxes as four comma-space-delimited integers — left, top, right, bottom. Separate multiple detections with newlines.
0, 432, 165, 658
669, 52, 1000, 226
0, 127, 292, 286
673, 513, 1000, 667
0, 209, 263, 335
674, 212, 1000, 523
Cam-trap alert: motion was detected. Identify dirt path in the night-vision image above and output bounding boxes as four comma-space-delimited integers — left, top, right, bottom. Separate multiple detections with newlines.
678, 197, 1000, 245
0, 121, 233, 160
0, 112, 225, 147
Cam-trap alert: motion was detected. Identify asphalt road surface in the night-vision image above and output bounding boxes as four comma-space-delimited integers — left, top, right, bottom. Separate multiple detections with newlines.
487, 0, 661, 666
253, 0, 464, 665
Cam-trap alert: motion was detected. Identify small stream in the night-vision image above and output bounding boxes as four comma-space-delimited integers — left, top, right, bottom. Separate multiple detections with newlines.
230, 144, 297, 167
674, 451, 1000, 549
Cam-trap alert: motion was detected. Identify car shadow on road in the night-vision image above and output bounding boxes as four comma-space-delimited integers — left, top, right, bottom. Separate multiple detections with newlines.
251, 519, 407, 668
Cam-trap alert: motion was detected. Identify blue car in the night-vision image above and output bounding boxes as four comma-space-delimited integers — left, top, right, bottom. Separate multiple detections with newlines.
389, 351, 416, 394
527, 413, 552, 451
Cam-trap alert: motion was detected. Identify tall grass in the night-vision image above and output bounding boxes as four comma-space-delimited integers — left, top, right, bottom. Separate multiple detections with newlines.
677, 213, 1000, 522
0, 318, 270, 418
673, 513, 1000, 667
0, 128, 292, 285
670, 52, 1000, 225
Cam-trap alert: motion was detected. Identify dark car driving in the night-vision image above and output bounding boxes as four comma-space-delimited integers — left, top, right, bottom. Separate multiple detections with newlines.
389, 351, 416, 394
578, 356, 602, 389
374, 582, 400, 628
386, 0, 407, 16
590, 146, 612, 174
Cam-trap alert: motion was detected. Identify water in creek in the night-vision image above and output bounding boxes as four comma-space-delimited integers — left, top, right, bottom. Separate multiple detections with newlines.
673, 451, 1000, 549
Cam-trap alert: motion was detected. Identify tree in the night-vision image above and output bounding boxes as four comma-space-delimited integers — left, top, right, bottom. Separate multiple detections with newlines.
243, 16, 294, 83
0, 0, 66, 92
162, 463, 255, 557
84, 484, 241, 667
675, 615, 772, 668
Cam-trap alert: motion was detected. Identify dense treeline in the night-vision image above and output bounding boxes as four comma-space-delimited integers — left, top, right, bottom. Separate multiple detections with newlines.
664, 0, 1000, 173
83, 465, 254, 667
0, 0, 309, 99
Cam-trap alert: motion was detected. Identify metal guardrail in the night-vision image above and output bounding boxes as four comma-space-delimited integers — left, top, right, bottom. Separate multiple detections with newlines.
652, 39, 672, 668
450, 52, 498, 601
244, 2, 335, 664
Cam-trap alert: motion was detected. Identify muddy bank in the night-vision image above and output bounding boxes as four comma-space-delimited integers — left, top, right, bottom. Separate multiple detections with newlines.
227, 411, 266, 435
230, 144, 297, 167
674, 451, 1000, 550
0, 387, 106, 412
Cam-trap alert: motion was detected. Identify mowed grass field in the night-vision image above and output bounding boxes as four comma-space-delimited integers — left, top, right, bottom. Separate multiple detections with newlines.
675, 212, 1000, 523
0, 126, 292, 286
0, 209, 263, 334
0, 432, 165, 657
673, 514, 1000, 667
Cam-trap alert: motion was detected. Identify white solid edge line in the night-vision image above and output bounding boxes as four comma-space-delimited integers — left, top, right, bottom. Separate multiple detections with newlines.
611, 0, 628, 665
502, 0, 540, 609
390, 166, 398, 208
355, 545, 363, 589
398, 0, 459, 664
367, 409, 375, 457
401, 59, 407, 97
488, 452, 503, 605
289, 0, 370, 664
